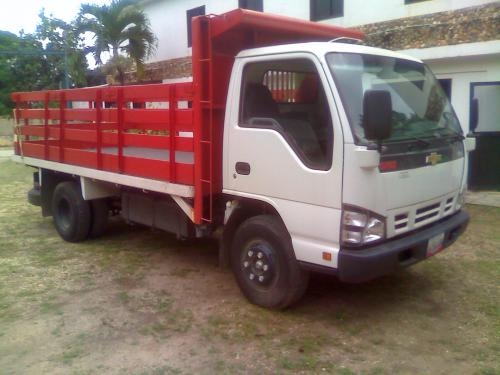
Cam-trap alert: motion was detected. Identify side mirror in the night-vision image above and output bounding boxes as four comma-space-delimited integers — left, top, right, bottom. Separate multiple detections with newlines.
470, 98, 478, 132
363, 90, 392, 142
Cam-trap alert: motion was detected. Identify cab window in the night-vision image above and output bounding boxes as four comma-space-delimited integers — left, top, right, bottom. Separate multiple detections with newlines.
240, 58, 333, 170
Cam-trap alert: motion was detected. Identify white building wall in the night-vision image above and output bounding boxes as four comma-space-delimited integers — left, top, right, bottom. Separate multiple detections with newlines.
430, 55, 500, 133
262, 0, 309, 19
318, 0, 498, 27
249, 0, 498, 27
144, 0, 239, 62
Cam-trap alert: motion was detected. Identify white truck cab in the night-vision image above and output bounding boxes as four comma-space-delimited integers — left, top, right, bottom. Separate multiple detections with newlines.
223, 41, 469, 291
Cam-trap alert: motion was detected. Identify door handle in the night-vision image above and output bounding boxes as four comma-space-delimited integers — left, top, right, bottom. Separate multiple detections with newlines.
235, 162, 251, 175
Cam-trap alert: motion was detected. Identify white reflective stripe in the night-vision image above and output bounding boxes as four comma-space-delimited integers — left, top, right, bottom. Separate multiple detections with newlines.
11, 156, 194, 198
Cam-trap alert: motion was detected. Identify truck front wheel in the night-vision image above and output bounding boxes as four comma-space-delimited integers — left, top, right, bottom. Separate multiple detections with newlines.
52, 181, 91, 242
231, 215, 309, 309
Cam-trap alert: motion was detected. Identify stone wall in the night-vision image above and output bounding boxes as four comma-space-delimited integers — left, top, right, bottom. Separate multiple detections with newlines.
126, 56, 192, 83
142, 56, 192, 81
358, 3, 500, 50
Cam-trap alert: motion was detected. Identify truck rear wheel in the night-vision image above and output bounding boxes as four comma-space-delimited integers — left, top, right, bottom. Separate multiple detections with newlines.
231, 215, 309, 309
52, 181, 91, 242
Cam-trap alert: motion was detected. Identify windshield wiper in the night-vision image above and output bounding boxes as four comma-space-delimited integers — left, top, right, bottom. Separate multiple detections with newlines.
407, 137, 431, 149
433, 128, 465, 142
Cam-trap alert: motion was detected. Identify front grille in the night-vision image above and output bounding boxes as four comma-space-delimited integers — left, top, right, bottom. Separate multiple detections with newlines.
415, 202, 440, 224
444, 197, 454, 213
394, 213, 409, 230
391, 194, 457, 236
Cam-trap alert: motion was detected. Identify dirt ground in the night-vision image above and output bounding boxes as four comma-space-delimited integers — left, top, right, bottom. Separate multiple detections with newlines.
0, 159, 498, 375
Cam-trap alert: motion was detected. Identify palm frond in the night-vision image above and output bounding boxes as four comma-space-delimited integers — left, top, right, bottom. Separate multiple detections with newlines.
77, 0, 157, 82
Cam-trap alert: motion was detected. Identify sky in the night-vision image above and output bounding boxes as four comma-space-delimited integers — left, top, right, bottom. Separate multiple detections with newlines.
0, 0, 109, 35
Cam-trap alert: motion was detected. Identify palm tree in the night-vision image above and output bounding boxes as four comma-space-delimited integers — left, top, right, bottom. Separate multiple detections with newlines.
78, 0, 157, 84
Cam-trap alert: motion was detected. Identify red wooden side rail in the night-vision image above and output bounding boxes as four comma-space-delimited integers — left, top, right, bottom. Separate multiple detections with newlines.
12, 83, 196, 186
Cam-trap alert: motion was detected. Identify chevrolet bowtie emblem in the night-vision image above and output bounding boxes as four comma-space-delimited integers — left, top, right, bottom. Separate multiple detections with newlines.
426, 152, 442, 166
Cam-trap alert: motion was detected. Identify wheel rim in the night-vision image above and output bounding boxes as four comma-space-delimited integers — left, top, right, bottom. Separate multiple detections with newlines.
57, 198, 72, 231
241, 240, 276, 287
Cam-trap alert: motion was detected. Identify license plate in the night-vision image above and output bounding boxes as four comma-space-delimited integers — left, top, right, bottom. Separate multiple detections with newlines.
427, 233, 445, 257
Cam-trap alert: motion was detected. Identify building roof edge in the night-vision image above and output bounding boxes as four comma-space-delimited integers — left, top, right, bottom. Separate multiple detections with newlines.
397, 40, 500, 61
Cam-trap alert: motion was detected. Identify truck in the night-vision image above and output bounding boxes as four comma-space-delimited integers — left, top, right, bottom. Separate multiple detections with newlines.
11, 9, 472, 309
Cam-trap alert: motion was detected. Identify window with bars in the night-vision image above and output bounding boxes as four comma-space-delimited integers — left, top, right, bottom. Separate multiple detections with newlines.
310, 0, 343, 21
239, 0, 263, 11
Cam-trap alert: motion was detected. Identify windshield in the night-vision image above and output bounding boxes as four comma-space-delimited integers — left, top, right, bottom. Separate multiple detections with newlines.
326, 52, 463, 144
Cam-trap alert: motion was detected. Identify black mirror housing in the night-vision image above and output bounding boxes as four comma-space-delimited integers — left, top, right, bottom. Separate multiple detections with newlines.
363, 90, 392, 141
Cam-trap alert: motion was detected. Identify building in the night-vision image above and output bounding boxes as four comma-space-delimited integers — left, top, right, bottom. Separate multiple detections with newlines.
140, 0, 500, 189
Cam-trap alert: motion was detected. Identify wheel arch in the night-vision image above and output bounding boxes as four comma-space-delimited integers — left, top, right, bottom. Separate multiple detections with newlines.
228, 213, 309, 309
220, 197, 287, 268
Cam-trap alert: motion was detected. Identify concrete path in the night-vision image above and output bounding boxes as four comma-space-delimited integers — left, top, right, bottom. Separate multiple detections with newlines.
466, 191, 500, 208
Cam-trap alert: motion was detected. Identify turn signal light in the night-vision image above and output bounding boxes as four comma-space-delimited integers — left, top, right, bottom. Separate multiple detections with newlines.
322, 252, 332, 261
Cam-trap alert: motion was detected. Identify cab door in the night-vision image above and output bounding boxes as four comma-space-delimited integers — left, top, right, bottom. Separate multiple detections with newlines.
223, 54, 345, 268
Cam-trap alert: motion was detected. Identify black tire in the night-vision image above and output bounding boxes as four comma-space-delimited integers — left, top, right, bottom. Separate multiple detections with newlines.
230, 215, 309, 309
51, 181, 91, 242
89, 199, 109, 238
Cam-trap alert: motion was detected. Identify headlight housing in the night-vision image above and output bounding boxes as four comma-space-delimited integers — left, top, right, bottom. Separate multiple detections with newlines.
342, 205, 386, 247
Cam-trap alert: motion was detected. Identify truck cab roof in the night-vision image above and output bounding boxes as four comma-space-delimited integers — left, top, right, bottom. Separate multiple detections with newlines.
236, 41, 423, 64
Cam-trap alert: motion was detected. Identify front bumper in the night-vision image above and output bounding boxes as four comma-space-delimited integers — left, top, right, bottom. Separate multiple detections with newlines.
336, 210, 469, 283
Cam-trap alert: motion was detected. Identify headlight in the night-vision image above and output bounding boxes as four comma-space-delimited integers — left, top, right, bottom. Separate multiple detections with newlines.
342, 206, 385, 246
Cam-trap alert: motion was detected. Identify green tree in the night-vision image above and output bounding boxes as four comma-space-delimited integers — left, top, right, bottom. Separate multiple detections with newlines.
0, 31, 47, 116
0, 31, 20, 116
0, 12, 89, 116
78, 0, 157, 84
36, 11, 89, 88
9, 33, 48, 90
